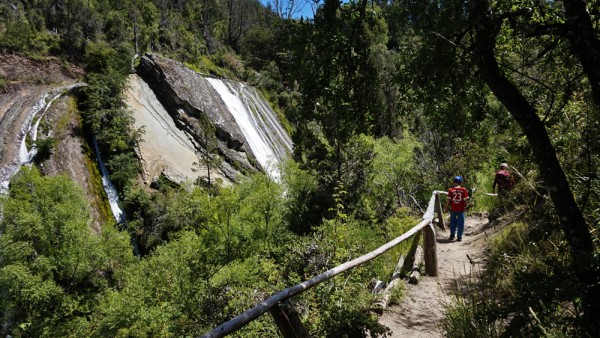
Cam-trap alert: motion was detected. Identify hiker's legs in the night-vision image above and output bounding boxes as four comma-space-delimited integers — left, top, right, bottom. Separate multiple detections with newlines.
450, 211, 459, 237
490, 190, 509, 221
498, 189, 509, 211
456, 212, 465, 239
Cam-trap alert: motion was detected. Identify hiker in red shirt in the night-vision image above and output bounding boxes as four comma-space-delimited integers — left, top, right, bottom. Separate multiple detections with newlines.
444, 176, 469, 242
492, 163, 514, 198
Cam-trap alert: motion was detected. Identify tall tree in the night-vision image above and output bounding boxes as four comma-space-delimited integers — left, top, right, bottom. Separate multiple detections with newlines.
562, 0, 600, 105
271, 0, 307, 19
289, 1, 391, 224
468, 0, 599, 334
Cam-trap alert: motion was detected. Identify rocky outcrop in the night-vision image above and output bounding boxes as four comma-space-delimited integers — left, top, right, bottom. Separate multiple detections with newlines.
0, 55, 85, 192
0, 53, 104, 230
40, 94, 105, 233
135, 54, 260, 183
0, 52, 292, 226
0, 87, 50, 191
0, 54, 84, 92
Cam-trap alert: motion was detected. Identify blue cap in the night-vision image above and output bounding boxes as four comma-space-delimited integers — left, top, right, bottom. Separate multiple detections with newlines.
453, 176, 463, 183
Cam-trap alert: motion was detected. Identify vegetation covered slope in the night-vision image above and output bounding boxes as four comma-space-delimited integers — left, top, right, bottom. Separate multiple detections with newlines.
1, 0, 600, 337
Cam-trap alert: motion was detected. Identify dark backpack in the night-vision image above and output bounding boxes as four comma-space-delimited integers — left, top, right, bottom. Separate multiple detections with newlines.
497, 170, 512, 189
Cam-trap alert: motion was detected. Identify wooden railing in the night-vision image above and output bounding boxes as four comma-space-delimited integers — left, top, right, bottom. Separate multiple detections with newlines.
201, 191, 448, 338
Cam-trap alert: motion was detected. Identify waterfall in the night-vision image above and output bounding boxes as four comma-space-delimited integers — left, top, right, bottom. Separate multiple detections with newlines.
18, 94, 48, 165
0, 84, 127, 229
20, 93, 62, 164
206, 78, 292, 179
238, 85, 293, 158
92, 138, 125, 224
1, 84, 84, 194
1, 92, 60, 194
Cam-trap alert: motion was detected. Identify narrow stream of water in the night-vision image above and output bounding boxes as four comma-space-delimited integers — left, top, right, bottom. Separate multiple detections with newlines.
92, 137, 126, 224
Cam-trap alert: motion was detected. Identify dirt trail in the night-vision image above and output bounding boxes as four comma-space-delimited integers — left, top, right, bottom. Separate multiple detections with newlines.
378, 213, 491, 337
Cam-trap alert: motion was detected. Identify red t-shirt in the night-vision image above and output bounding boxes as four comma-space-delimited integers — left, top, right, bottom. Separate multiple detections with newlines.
447, 186, 469, 212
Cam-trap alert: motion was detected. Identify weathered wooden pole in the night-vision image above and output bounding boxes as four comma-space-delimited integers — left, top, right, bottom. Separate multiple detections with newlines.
408, 245, 424, 284
423, 222, 438, 276
269, 300, 310, 338
434, 193, 446, 230
401, 231, 422, 275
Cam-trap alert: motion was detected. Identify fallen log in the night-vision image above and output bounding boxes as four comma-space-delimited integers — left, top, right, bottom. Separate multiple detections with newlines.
372, 255, 406, 313
409, 245, 424, 284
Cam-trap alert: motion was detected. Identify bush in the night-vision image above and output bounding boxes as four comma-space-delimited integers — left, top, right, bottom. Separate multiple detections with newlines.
441, 218, 584, 337
0, 77, 7, 92
33, 137, 56, 163
468, 163, 498, 212
387, 281, 406, 306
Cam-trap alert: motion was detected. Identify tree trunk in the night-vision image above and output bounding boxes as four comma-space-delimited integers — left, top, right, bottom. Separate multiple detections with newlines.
562, 0, 600, 105
470, 1, 600, 334
270, 300, 310, 338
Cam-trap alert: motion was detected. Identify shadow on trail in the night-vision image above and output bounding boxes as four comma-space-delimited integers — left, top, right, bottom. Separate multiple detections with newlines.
378, 213, 492, 337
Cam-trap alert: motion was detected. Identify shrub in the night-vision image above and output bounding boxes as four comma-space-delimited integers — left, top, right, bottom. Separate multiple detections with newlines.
33, 137, 56, 163
442, 218, 584, 337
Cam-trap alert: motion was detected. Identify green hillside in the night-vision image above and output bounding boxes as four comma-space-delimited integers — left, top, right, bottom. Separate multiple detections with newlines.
1, 0, 599, 336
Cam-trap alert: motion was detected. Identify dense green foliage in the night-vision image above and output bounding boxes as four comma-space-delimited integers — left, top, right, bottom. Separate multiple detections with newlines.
0, 163, 421, 337
2, 0, 600, 336
0, 168, 133, 336
76, 43, 143, 194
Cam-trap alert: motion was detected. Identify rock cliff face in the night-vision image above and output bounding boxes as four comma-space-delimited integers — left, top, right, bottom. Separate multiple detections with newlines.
0, 54, 83, 193
133, 53, 266, 185
0, 55, 104, 230
0, 53, 292, 225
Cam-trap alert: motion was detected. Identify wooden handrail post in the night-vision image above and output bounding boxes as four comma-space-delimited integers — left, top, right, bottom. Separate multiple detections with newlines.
269, 300, 310, 338
434, 193, 446, 230
423, 222, 438, 276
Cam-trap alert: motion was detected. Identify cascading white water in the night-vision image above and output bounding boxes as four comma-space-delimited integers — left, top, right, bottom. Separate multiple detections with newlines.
207, 78, 292, 179
1, 92, 57, 194
238, 85, 293, 158
1, 85, 83, 195
1, 85, 126, 227
20, 93, 62, 164
92, 138, 125, 224
18, 94, 48, 164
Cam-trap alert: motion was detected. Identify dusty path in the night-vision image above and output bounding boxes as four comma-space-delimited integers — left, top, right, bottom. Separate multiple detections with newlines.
378, 213, 491, 337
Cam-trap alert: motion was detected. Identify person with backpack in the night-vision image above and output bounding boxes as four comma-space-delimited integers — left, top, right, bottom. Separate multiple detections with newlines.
444, 176, 470, 242
493, 163, 514, 197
